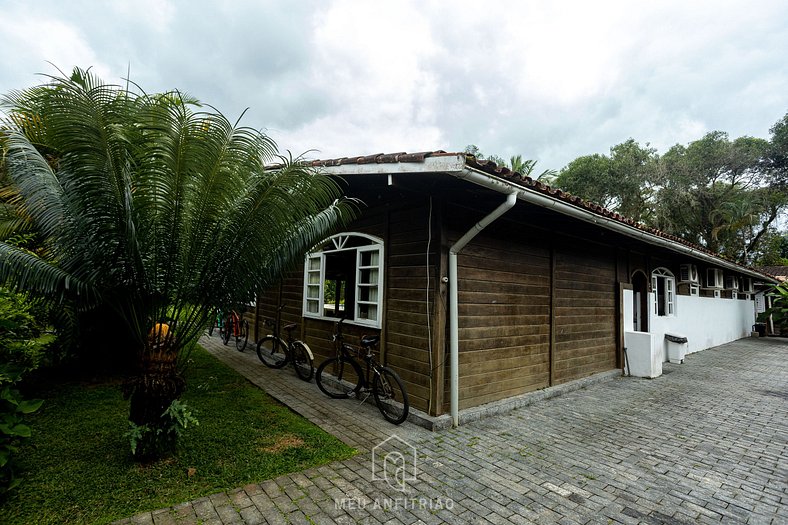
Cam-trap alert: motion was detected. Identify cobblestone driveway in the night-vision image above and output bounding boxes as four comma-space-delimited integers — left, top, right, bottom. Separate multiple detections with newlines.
118, 337, 787, 525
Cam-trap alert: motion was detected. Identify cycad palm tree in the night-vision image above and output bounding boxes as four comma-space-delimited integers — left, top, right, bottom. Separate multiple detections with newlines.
509, 154, 556, 181
0, 68, 352, 458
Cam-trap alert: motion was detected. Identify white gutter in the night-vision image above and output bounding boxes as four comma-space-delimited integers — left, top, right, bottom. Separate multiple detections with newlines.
450, 166, 773, 282
449, 191, 517, 427
316, 155, 771, 281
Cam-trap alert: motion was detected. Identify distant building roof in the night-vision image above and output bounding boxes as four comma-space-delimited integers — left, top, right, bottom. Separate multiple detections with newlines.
756, 266, 788, 281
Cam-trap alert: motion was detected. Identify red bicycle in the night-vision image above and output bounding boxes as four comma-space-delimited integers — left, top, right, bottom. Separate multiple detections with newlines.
222, 309, 249, 351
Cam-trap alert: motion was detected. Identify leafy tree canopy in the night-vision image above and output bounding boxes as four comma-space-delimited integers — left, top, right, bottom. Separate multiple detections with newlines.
549, 114, 788, 265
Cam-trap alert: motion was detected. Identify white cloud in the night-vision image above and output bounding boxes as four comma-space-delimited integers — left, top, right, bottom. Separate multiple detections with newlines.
0, 10, 112, 89
0, 0, 786, 170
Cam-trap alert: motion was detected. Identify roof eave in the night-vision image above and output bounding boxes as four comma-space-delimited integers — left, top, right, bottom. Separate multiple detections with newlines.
315, 155, 777, 284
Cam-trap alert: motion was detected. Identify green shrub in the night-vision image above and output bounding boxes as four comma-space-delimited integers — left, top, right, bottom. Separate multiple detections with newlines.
0, 366, 43, 492
125, 399, 198, 459
0, 287, 53, 372
759, 282, 788, 334
0, 287, 49, 493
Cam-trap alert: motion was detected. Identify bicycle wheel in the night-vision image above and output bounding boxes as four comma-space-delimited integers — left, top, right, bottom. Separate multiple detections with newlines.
373, 366, 409, 425
235, 319, 249, 352
290, 341, 314, 382
316, 357, 363, 399
222, 316, 232, 345
256, 336, 289, 368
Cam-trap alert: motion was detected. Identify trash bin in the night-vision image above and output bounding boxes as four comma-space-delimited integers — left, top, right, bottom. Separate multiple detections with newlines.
753, 323, 766, 337
664, 333, 688, 364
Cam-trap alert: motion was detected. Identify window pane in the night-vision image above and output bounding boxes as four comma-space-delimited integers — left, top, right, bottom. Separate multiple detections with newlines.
308, 272, 320, 284
656, 276, 666, 316
308, 257, 321, 271
360, 250, 379, 267
359, 268, 378, 284
306, 300, 319, 314
358, 285, 378, 302
358, 303, 377, 321
306, 285, 319, 299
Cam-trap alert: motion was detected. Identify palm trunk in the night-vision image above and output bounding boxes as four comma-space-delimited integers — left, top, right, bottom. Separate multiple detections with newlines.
125, 331, 185, 461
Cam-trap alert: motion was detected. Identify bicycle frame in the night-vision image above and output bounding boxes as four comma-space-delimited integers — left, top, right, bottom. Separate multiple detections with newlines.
334, 328, 383, 391
263, 303, 286, 342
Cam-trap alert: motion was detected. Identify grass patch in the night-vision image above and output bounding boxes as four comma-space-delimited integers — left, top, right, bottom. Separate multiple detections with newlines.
1, 345, 355, 524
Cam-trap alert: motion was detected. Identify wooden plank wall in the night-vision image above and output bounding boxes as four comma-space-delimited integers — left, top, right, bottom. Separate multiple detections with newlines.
254, 198, 437, 414
383, 205, 435, 413
552, 248, 617, 383
455, 235, 551, 410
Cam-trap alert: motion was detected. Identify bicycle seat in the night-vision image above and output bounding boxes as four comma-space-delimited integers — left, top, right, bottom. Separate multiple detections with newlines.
283, 323, 298, 332
360, 334, 380, 347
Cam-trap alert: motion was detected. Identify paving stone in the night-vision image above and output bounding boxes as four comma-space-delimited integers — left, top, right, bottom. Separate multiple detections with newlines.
151, 509, 178, 525
130, 513, 154, 525
111, 336, 788, 525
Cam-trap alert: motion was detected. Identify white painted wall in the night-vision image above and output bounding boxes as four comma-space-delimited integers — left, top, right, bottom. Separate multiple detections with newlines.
623, 288, 755, 359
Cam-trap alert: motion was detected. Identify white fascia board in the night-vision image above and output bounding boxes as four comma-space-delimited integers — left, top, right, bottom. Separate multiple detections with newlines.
453, 167, 775, 283
316, 155, 775, 283
314, 154, 466, 176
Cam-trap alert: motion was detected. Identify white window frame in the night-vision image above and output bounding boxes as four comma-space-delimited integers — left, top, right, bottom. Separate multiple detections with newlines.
302, 232, 384, 328
652, 267, 676, 317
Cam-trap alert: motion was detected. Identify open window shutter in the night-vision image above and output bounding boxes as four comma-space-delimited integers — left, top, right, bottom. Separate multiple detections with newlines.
652, 275, 658, 314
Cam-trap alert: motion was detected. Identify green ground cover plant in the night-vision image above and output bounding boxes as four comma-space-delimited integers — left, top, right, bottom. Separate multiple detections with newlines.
1, 345, 354, 524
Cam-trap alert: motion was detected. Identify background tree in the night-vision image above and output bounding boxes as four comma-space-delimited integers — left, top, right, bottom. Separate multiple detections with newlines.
463, 146, 554, 180
463, 144, 507, 167
654, 132, 780, 261
549, 115, 788, 265
508, 154, 556, 181
0, 68, 352, 459
765, 112, 788, 184
552, 139, 657, 223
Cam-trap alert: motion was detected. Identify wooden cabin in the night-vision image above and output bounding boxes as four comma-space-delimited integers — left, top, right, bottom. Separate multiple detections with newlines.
253, 151, 776, 422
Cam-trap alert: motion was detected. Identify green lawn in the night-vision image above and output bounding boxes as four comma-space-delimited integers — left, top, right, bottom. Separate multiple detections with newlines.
2, 345, 355, 524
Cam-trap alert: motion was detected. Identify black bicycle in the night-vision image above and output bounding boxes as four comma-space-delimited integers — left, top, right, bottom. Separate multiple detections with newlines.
315, 318, 409, 425
256, 304, 314, 381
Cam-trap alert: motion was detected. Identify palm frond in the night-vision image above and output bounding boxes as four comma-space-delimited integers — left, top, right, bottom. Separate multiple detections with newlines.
0, 241, 95, 303
1, 67, 351, 362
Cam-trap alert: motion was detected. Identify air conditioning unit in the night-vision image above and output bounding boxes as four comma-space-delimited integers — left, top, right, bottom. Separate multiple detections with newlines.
731, 291, 738, 300
740, 278, 754, 294
689, 284, 700, 297
705, 268, 724, 289
725, 275, 739, 290
679, 264, 699, 283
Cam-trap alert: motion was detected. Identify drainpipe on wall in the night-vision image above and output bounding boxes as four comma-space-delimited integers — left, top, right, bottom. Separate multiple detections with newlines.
449, 191, 518, 427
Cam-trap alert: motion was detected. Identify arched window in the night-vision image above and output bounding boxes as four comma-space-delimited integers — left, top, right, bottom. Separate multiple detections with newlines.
303, 233, 384, 328
652, 267, 676, 317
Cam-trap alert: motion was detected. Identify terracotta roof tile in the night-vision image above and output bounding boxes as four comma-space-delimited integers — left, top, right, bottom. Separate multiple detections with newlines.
309, 150, 774, 280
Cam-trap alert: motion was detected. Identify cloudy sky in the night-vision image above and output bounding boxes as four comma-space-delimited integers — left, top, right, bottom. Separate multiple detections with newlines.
2, 0, 787, 170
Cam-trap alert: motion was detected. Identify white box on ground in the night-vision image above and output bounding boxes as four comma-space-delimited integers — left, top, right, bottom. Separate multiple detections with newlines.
624, 331, 662, 378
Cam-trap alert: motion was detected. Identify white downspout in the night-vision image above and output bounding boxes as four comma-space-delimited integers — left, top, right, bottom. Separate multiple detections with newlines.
449, 191, 517, 427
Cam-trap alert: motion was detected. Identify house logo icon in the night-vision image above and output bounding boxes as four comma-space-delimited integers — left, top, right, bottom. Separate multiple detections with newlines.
371, 434, 417, 493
